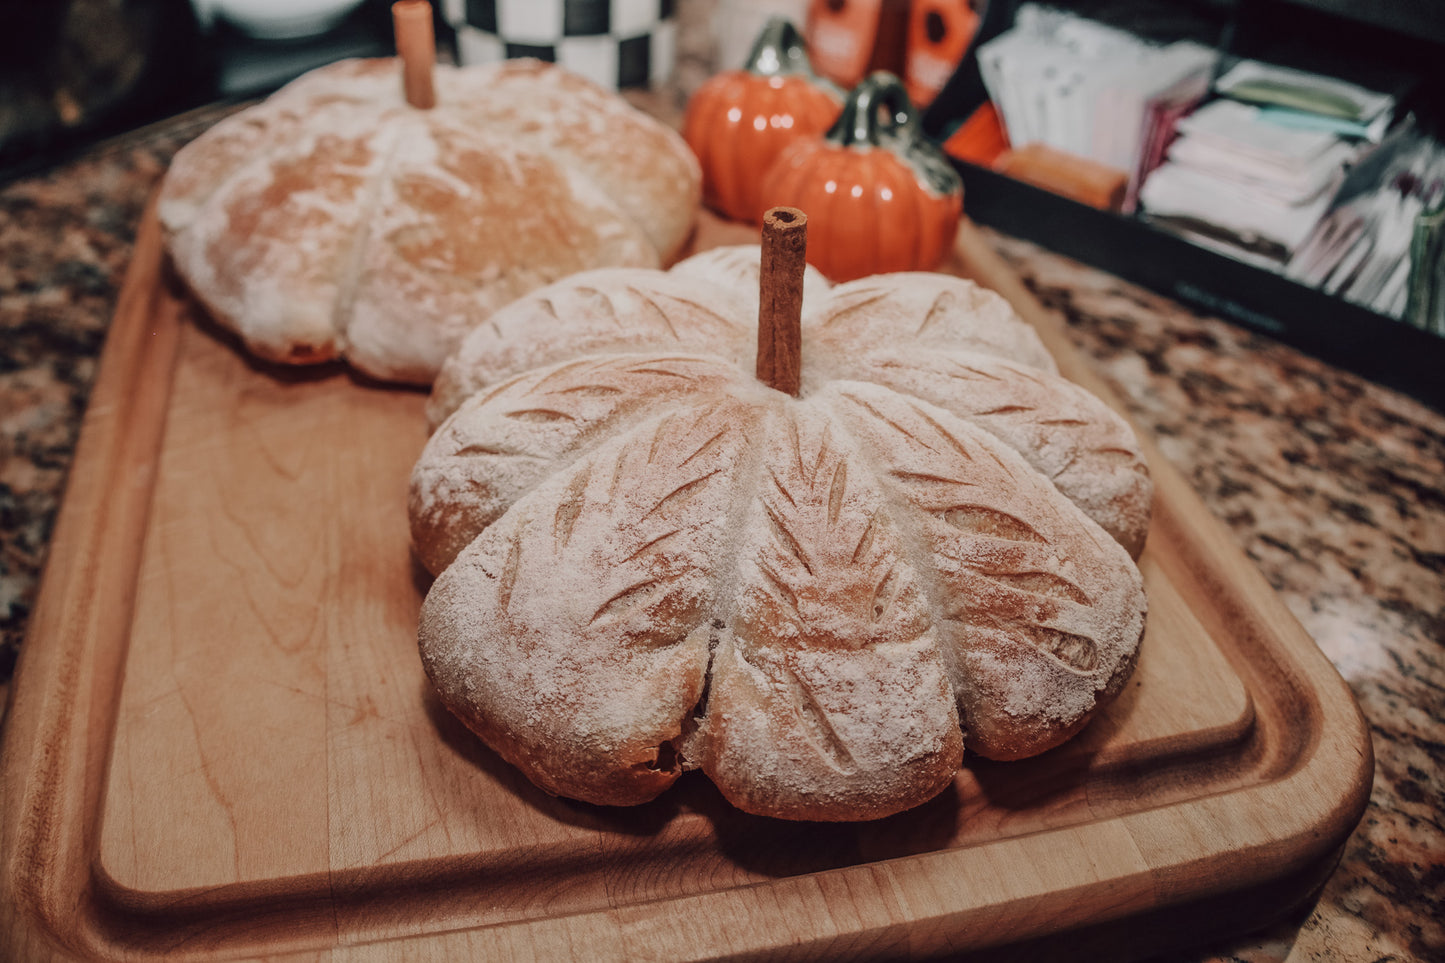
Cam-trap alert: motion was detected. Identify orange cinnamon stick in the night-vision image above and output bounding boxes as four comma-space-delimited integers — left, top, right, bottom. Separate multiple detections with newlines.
756, 207, 808, 397
393, 0, 436, 110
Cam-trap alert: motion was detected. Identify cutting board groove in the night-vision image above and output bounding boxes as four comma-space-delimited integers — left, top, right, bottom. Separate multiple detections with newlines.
0, 206, 1372, 962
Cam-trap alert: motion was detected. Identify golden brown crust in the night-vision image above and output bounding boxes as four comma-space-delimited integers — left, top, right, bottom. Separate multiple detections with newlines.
158, 58, 700, 385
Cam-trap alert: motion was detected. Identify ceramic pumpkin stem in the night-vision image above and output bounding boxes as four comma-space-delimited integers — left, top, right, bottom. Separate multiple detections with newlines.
758, 71, 963, 281
832, 72, 914, 147
748, 16, 814, 75
393, 1, 436, 110
757, 207, 808, 396
828, 72, 961, 199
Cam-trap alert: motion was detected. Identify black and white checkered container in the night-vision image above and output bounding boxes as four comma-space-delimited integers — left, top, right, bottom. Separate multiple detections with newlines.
441, 0, 677, 89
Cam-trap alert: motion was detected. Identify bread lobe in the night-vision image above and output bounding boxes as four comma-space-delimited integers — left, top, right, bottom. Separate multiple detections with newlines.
411, 353, 743, 576
420, 402, 750, 804
846, 349, 1152, 557
825, 382, 1147, 760
704, 404, 964, 820
428, 268, 754, 427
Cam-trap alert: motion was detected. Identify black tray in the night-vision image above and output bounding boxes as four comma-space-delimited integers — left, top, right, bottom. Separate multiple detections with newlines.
920, 0, 1445, 413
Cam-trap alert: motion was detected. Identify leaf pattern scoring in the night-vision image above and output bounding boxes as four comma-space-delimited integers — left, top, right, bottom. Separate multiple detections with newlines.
414, 244, 1151, 818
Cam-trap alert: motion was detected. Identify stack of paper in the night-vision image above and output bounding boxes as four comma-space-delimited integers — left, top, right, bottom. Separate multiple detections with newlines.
1139, 99, 1361, 265
1125, 74, 1211, 212
1139, 60, 1396, 270
976, 5, 1217, 200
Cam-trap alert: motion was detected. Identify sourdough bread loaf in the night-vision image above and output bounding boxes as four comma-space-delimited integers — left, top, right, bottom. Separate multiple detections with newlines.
412, 248, 1151, 821
158, 57, 701, 384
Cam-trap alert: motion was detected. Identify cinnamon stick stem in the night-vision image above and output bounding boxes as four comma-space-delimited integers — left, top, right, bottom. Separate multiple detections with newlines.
393, 1, 436, 110
756, 207, 807, 396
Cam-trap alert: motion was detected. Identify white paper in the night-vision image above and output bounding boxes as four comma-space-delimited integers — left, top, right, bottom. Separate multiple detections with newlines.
975, 6, 1217, 174
1175, 99, 1341, 168
1140, 161, 1336, 253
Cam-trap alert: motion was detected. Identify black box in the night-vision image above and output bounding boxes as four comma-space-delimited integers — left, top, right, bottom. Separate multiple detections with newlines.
921, 0, 1445, 412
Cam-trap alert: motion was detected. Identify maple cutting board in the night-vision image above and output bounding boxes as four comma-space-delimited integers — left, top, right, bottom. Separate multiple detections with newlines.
0, 204, 1371, 962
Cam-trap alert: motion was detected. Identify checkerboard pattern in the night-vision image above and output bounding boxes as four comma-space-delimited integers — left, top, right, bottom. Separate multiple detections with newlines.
442, 0, 677, 89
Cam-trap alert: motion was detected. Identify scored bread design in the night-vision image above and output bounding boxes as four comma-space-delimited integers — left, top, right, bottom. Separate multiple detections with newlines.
412, 248, 1151, 821
158, 57, 700, 385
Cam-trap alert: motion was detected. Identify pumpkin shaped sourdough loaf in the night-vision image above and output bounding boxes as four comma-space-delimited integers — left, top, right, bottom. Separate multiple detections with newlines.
157, 57, 700, 384
411, 245, 1152, 821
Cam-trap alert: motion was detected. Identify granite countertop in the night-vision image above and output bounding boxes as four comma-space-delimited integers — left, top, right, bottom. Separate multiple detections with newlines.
1, 104, 1441, 962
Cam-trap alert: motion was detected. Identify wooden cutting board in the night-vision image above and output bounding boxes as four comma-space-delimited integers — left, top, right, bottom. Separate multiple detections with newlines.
0, 203, 1372, 962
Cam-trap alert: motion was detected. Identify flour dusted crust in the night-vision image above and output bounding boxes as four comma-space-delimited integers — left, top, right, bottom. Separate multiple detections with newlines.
158, 58, 700, 384
413, 248, 1152, 821
426, 268, 757, 428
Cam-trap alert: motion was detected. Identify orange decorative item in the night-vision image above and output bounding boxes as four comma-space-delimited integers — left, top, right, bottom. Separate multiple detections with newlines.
942, 100, 1009, 167
805, 0, 911, 90
904, 0, 980, 107
683, 18, 842, 224
760, 71, 963, 282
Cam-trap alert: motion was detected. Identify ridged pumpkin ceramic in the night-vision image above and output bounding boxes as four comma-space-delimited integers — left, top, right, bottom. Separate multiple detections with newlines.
683, 18, 842, 224
760, 72, 963, 282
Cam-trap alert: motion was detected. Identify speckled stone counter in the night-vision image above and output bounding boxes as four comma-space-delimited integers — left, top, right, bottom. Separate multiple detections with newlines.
1, 105, 1441, 963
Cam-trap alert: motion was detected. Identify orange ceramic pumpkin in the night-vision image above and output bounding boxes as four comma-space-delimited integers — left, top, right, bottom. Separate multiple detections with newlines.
760, 72, 963, 282
683, 18, 842, 224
